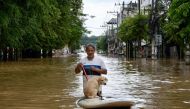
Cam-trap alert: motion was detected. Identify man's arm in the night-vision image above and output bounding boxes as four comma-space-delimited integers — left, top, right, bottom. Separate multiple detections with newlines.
91, 66, 107, 74
94, 58, 107, 74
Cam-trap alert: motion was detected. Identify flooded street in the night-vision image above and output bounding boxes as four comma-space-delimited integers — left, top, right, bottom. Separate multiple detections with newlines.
0, 53, 190, 109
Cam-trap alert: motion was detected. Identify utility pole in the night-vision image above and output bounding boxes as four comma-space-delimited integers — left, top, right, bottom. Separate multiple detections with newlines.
149, 0, 155, 59
107, 11, 118, 54
115, 1, 129, 55
149, 0, 160, 59
115, 1, 128, 22
138, 0, 140, 15
107, 11, 118, 32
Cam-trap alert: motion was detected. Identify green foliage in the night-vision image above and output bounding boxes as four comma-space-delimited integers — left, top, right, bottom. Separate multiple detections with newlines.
118, 15, 149, 43
80, 35, 98, 46
0, 0, 84, 53
97, 36, 107, 52
0, 1, 24, 48
164, 0, 190, 48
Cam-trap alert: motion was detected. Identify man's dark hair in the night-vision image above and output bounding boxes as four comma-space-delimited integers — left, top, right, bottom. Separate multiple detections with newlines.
85, 43, 95, 50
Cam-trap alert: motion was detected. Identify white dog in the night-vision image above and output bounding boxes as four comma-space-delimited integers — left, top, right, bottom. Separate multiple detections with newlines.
84, 76, 108, 99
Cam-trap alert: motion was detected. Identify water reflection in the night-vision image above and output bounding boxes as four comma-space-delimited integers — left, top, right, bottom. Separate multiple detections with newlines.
0, 57, 78, 109
0, 54, 190, 109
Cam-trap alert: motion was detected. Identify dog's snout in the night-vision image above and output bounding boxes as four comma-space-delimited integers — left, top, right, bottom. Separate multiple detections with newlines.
104, 83, 106, 85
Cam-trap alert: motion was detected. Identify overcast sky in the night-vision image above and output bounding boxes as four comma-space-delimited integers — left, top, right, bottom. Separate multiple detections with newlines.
82, 0, 136, 36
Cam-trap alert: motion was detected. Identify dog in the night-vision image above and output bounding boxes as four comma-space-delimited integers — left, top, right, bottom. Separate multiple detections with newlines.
84, 76, 108, 99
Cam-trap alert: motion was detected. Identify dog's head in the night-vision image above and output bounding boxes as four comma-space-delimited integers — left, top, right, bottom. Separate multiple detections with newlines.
98, 76, 108, 85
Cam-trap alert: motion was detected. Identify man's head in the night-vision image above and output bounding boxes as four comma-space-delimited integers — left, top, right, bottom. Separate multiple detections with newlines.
85, 44, 95, 60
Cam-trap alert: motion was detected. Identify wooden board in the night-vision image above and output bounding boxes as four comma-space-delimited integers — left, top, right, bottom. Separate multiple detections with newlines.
76, 97, 134, 109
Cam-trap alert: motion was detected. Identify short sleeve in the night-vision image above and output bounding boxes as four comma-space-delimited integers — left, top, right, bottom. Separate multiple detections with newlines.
100, 58, 106, 70
79, 57, 85, 64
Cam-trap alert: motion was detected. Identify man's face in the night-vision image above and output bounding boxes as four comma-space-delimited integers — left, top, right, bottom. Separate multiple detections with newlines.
86, 46, 95, 59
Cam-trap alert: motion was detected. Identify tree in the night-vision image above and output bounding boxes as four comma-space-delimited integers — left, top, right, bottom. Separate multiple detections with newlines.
164, 0, 190, 50
56, 0, 84, 52
80, 35, 98, 46
118, 15, 149, 58
0, 0, 84, 59
118, 15, 149, 44
97, 36, 107, 53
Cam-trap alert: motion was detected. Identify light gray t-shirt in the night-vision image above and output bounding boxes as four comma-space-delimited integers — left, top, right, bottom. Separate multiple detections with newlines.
79, 56, 107, 90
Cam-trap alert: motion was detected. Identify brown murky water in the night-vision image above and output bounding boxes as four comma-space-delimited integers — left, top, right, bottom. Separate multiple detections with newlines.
0, 53, 190, 109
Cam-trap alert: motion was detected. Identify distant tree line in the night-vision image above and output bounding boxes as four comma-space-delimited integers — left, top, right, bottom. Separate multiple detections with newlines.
80, 35, 98, 46
0, 0, 84, 60
80, 35, 107, 53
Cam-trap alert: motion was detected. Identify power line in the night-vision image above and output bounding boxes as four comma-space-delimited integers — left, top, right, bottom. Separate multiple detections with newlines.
86, 27, 106, 29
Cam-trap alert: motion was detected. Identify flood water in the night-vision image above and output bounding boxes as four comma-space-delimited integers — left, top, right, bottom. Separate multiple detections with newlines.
0, 53, 190, 109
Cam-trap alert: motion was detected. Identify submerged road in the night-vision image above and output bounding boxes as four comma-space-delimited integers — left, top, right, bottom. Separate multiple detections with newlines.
0, 53, 190, 109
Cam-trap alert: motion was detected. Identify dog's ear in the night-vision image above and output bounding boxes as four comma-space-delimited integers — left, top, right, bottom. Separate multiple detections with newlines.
102, 77, 108, 81
98, 76, 108, 85
98, 77, 104, 84
99, 77, 103, 81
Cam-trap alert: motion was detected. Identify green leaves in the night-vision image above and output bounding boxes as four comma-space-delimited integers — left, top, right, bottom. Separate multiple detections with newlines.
118, 15, 149, 43
164, 0, 190, 47
0, 0, 84, 52
97, 36, 107, 52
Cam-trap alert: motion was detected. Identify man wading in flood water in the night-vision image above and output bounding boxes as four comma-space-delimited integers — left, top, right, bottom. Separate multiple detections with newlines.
75, 44, 107, 97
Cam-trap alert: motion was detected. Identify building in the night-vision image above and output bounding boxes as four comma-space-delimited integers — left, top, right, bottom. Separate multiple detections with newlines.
117, 1, 138, 56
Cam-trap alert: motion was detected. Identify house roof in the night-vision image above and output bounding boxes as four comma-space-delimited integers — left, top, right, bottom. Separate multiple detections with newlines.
107, 18, 117, 24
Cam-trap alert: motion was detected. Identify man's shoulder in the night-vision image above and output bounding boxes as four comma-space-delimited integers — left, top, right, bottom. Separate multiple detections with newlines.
81, 56, 87, 60
94, 56, 103, 61
80, 57, 87, 62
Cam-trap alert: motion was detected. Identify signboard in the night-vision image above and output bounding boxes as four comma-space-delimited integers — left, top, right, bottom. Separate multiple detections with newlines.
155, 34, 162, 46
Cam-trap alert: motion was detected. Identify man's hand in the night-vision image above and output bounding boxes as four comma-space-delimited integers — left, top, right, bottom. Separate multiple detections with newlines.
77, 63, 83, 68
75, 63, 83, 74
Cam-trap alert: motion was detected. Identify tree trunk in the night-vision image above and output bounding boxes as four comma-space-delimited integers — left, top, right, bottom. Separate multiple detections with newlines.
185, 44, 190, 65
